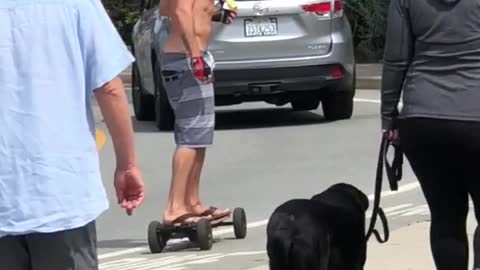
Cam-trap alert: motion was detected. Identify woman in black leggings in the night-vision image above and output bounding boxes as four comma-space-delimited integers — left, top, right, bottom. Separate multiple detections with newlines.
381, 0, 480, 269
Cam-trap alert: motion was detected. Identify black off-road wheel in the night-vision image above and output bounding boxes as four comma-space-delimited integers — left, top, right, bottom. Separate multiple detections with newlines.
148, 221, 166, 254
233, 208, 247, 239
131, 62, 155, 121
196, 219, 213, 251
322, 91, 354, 121
152, 62, 175, 131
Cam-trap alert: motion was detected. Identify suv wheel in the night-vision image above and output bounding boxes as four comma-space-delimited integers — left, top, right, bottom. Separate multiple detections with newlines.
322, 92, 354, 121
132, 63, 155, 121
153, 62, 175, 131
291, 97, 320, 111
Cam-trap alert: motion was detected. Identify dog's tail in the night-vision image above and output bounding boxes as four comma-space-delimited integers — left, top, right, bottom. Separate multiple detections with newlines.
268, 214, 329, 270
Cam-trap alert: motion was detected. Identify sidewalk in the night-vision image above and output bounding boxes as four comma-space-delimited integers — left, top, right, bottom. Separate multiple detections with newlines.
365, 213, 477, 270
119, 64, 383, 89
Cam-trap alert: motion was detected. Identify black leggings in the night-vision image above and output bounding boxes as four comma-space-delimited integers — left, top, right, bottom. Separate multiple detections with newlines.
400, 118, 480, 270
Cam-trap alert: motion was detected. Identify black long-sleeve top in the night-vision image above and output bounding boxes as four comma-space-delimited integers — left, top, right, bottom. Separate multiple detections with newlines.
381, 0, 480, 130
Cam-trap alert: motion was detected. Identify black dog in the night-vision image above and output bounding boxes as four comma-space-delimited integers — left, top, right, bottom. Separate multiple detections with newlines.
266, 183, 369, 270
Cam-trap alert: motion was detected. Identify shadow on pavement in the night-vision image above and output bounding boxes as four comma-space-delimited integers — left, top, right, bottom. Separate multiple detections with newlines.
215, 107, 326, 130
138, 239, 222, 255
98, 239, 147, 249
132, 107, 326, 133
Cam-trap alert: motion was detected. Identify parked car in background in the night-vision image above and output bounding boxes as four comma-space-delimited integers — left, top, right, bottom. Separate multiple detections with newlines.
131, 0, 356, 131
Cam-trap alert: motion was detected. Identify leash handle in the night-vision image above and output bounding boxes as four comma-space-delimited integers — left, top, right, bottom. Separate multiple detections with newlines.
385, 142, 403, 191
365, 132, 403, 243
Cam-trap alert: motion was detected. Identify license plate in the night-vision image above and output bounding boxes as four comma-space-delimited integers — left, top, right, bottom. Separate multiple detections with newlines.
244, 18, 278, 37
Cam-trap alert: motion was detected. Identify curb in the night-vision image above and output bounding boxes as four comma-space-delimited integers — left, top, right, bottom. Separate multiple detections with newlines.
356, 76, 381, 90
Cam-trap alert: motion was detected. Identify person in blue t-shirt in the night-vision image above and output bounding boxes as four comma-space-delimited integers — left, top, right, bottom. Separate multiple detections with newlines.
0, 0, 145, 269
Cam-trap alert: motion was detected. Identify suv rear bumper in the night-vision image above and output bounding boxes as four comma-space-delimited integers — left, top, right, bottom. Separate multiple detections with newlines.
213, 63, 350, 95
211, 35, 355, 97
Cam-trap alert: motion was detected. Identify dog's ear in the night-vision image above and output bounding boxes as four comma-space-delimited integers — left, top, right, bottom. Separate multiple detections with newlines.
336, 183, 369, 211
358, 191, 369, 211
351, 187, 369, 211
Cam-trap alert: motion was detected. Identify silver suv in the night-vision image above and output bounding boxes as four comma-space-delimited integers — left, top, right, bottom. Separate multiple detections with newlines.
131, 0, 356, 130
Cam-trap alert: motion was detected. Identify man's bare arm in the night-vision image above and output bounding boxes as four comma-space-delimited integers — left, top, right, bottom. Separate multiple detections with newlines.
94, 77, 137, 169
170, 0, 201, 57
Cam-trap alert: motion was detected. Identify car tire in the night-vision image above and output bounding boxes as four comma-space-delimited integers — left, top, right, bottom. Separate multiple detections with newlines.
153, 61, 175, 131
322, 91, 354, 121
291, 97, 321, 111
132, 63, 155, 121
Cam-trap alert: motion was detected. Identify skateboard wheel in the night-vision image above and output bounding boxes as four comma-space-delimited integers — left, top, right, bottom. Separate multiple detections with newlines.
196, 218, 213, 251
148, 221, 165, 253
188, 232, 198, 242
233, 208, 247, 239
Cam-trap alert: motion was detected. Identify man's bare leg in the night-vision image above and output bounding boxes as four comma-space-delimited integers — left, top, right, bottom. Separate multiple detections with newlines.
187, 148, 231, 218
187, 148, 207, 213
163, 147, 200, 224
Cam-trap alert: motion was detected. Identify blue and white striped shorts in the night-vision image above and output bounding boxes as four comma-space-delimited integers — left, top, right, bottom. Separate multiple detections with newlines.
159, 52, 215, 148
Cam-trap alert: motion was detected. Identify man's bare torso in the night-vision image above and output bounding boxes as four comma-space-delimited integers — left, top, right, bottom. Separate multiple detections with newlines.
161, 0, 216, 54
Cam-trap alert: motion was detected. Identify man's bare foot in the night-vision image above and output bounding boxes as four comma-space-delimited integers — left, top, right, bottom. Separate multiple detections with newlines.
163, 209, 212, 225
190, 204, 231, 219
190, 203, 209, 215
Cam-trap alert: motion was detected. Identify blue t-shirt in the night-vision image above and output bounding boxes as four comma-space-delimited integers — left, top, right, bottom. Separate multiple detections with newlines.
0, 0, 135, 237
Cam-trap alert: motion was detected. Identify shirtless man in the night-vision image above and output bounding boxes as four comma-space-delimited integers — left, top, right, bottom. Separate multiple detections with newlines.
158, 0, 237, 225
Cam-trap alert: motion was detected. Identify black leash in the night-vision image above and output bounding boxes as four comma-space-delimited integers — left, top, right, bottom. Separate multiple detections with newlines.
365, 132, 403, 243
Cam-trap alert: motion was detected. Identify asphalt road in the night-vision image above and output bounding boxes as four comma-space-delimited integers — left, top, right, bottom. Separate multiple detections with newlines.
92, 88, 432, 270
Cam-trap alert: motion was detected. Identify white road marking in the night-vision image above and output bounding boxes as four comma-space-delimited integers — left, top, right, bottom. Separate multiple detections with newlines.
383, 204, 413, 213
226, 251, 266, 256
99, 250, 267, 270
354, 97, 404, 109
387, 206, 422, 217
366, 203, 413, 218
99, 181, 420, 261
367, 182, 420, 201
354, 98, 380, 104
387, 204, 427, 217
400, 206, 430, 217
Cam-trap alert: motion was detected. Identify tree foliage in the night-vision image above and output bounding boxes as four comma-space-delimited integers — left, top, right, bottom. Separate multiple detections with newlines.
101, 0, 390, 62
101, 0, 142, 47
344, 0, 390, 62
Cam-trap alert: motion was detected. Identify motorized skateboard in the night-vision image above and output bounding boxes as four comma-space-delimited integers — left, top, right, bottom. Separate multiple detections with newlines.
147, 207, 247, 253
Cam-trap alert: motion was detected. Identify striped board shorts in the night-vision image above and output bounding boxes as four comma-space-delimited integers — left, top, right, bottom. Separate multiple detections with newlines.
159, 52, 215, 148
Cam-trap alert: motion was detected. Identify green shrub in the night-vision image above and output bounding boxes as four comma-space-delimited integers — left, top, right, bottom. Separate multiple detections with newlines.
344, 0, 390, 63
101, 0, 141, 47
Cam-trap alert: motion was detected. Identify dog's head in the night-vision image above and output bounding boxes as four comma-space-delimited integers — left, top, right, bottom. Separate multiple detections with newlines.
311, 183, 369, 212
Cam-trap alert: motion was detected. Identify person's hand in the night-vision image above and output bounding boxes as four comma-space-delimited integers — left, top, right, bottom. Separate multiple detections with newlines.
190, 56, 212, 82
223, 9, 237, 24
386, 129, 400, 145
114, 165, 145, 216
212, 0, 238, 24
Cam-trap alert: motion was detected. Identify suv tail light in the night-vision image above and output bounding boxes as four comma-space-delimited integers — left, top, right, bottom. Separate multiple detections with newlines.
302, 0, 343, 18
